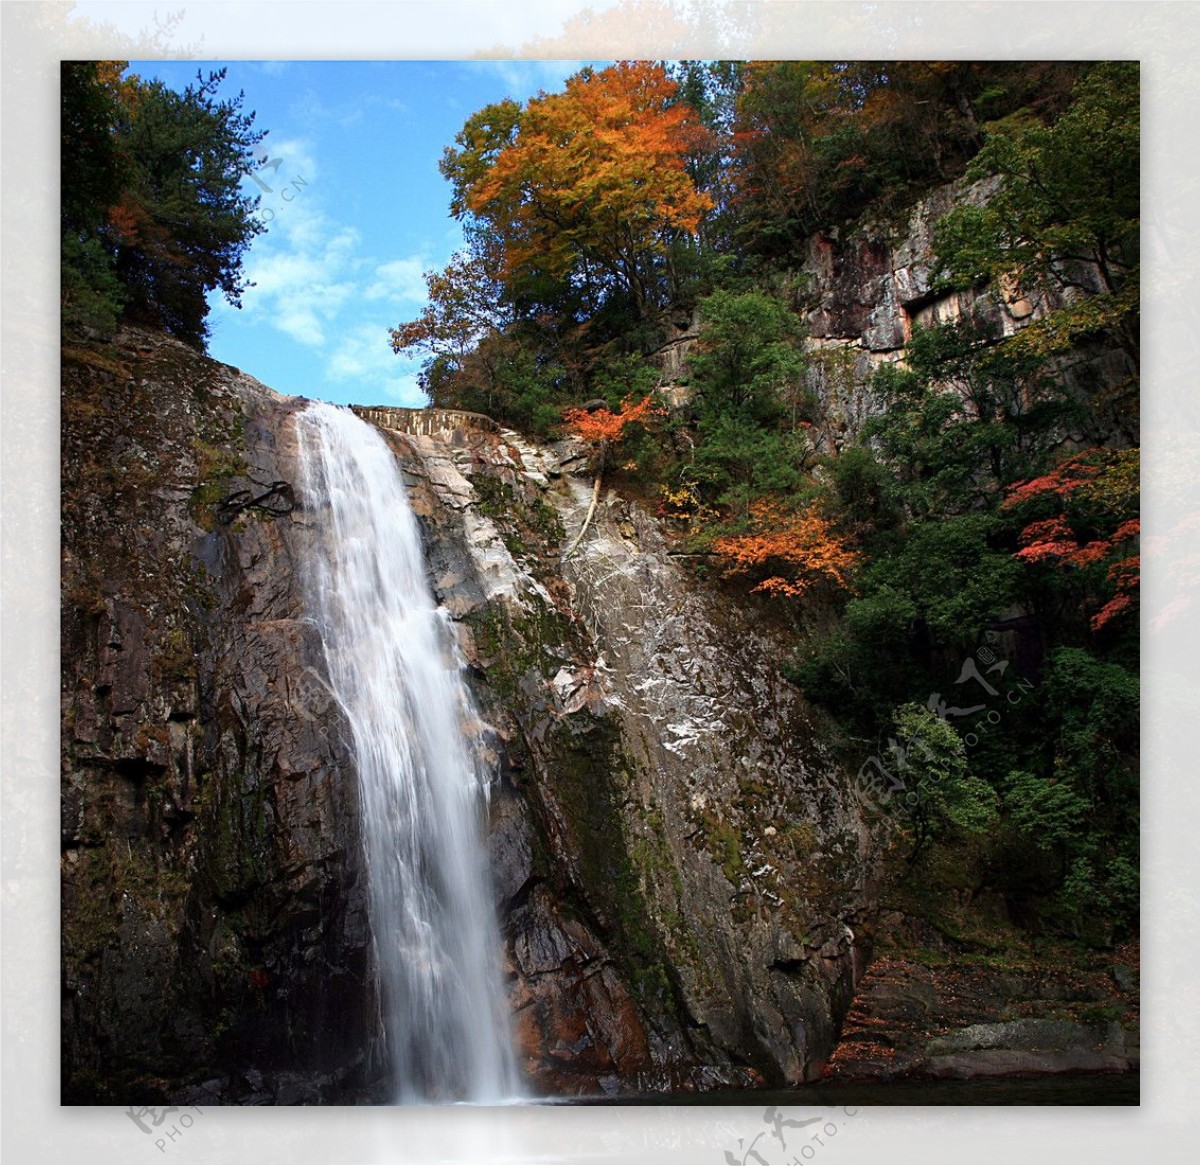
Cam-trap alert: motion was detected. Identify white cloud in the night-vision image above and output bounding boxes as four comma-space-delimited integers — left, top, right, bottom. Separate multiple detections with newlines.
244, 135, 318, 212
364, 256, 429, 304
267, 136, 318, 182
215, 133, 452, 405
236, 214, 359, 346
462, 59, 592, 100
326, 322, 394, 380
385, 374, 427, 407
326, 322, 427, 407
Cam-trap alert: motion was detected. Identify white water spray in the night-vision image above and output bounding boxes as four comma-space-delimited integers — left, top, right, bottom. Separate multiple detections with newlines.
294, 401, 519, 1103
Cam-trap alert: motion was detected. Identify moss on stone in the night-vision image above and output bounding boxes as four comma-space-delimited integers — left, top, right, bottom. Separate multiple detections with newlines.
464, 598, 575, 701
787, 821, 820, 860
699, 810, 744, 886
189, 437, 245, 532
540, 715, 675, 1007
469, 470, 565, 578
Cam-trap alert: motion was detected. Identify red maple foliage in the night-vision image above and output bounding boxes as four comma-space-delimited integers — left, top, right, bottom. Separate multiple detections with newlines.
1002, 459, 1102, 510
107, 201, 143, 246
1004, 449, 1139, 632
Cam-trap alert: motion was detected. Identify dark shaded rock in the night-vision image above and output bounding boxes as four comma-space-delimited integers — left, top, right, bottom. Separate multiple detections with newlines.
489, 784, 536, 909
61, 327, 375, 1104
926, 1047, 1128, 1078
1111, 963, 1138, 992
506, 886, 654, 1095
826, 930, 1140, 1083
858, 976, 937, 1021
795, 174, 1136, 451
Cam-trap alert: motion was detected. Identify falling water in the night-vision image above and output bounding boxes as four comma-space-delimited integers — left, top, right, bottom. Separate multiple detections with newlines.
294, 401, 520, 1103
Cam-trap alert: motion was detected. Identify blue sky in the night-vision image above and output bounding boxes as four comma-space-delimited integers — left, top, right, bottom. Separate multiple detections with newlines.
127, 60, 602, 406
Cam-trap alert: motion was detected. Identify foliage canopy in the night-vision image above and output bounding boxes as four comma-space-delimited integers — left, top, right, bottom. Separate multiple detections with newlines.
61, 61, 265, 348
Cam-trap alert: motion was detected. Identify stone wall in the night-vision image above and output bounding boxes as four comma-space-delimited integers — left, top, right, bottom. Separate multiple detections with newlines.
350, 404, 499, 437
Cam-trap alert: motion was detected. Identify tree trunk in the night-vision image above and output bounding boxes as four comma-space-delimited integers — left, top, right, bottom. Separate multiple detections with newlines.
564, 441, 607, 559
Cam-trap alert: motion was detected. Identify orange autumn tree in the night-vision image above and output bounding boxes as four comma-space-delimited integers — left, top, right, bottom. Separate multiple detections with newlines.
562, 394, 659, 446
714, 500, 861, 599
562, 395, 660, 557
456, 61, 713, 320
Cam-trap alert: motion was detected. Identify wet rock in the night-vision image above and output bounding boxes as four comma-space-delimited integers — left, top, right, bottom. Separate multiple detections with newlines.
488, 783, 535, 909
507, 887, 654, 1095
826, 936, 1141, 1083
926, 1047, 1128, 1078
380, 412, 871, 1092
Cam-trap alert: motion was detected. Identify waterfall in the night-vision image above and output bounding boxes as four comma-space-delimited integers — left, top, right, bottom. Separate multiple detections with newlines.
294, 401, 520, 1103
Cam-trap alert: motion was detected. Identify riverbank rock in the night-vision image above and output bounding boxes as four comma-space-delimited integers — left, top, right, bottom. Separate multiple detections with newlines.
824, 932, 1139, 1083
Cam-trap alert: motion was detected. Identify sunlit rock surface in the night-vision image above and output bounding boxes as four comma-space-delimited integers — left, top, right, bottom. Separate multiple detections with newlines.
378, 409, 873, 1095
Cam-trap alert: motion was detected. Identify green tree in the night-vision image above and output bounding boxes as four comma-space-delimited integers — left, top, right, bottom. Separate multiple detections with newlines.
729, 61, 1086, 258
863, 320, 1077, 519
1041, 647, 1139, 809
113, 68, 266, 347
61, 62, 265, 348
821, 443, 901, 535
933, 61, 1139, 369
665, 60, 744, 259
690, 418, 809, 515
61, 61, 129, 334
1001, 768, 1089, 852
891, 702, 1000, 861
688, 288, 808, 422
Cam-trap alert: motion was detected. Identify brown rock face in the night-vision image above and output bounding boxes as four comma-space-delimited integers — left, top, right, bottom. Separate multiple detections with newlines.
376, 418, 873, 1095
791, 176, 1138, 451
507, 886, 653, 1093
826, 926, 1140, 1083
61, 328, 373, 1104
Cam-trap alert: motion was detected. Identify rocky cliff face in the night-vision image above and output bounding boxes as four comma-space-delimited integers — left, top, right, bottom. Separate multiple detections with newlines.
656, 175, 1138, 450
61, 329, 375, 1104
61, 327, 872, 1102
61, 165, 1141, 1103
379, 412, 872, 1094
